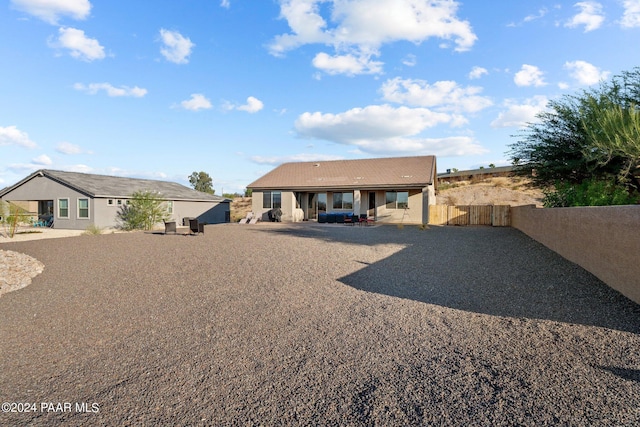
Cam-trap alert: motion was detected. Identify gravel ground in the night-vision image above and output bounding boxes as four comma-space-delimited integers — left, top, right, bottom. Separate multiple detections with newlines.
1, 223, 639, 426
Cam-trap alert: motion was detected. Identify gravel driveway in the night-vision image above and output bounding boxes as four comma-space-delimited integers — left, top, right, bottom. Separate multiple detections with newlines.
1, 223, 639, 426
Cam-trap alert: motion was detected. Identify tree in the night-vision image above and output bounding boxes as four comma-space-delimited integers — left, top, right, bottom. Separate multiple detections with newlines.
508, 67, 640, 190
189, 171, 214, 194
117, 191, 170, 231
583, 98, 640, 185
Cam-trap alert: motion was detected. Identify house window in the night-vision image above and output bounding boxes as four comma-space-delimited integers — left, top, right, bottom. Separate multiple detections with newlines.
263, 191, 281, 209
332, 192, 353, 209
117, 199, 123, 206
167, 201, 173, 214
78, 198, 89, 218
385, 191, 409, 209
58, 198, 69, 218
108, 199, 114, 206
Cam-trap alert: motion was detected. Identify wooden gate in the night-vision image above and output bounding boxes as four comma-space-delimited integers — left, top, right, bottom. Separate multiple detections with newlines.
428, 205, 510, 226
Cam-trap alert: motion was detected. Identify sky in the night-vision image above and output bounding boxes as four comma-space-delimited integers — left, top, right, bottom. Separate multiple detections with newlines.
1, 0, 639, 194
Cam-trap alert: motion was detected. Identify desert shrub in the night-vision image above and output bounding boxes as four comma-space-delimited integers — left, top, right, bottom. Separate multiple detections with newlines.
1, 201, 27, 238
117, 191, 170, 230
83, 224, 104, 235
543, 177, 639, 207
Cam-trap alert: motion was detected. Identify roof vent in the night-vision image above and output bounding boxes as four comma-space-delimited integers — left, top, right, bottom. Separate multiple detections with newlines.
313, 163, 320, 167
401, 175, 413, 178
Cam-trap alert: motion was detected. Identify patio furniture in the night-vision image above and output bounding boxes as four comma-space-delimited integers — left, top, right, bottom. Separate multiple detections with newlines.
344, 213, 355, 225
163, 220, 177, 234
239, 212, 253, 224
268, 208, 282, 222
189, 218, 203, 235
359, 214, 375, 226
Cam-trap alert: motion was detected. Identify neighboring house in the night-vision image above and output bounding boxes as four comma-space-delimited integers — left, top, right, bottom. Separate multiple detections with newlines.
0, 169, 230, 230
247, 156, 437, 224
437, 166, 515, 184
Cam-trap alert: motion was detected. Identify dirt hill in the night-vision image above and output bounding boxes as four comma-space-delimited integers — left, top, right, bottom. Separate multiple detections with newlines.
230, 177, 544, 221
437, 177, 544, 207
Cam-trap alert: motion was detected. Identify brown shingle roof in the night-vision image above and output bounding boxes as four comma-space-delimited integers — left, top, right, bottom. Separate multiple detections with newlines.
247, 156, 436, 191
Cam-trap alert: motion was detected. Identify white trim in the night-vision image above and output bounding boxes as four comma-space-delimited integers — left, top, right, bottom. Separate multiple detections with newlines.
57, 198, 69, 218
77, 198, 90, 219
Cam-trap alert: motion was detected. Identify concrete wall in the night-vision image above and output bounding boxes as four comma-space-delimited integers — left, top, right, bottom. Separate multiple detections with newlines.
511, 204, 640, 305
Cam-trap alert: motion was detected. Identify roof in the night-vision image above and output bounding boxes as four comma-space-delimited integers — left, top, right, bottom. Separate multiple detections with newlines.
247, 156, 437, 191
437, 166, 515, 179
0, 169, 230, 202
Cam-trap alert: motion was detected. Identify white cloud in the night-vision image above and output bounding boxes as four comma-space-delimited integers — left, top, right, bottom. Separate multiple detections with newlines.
250, 153, 344, 165
50, 27, 105, 61
11, 0, 91, 24
312, 52, 383, 75
468, 66, 488, 80
56, 141, 90, 155
294, 104, 486, 156
237, 96, 264, 113
221, 0, 230, 8
380, 77, 493, 114
159, 29, 194, 64
269, 0, 477, 75
402, 54, 417, 67
0, 125, 37, 148
180, 94, 212, 111
524, 8, 548, 23
514, 64, 546, 87
565, 1, 605, 32
74, 82, 147, 97
621, 0, 640, 28
32, 154, 52, 165
564, 60, 610, 85
491, 96, 548, 128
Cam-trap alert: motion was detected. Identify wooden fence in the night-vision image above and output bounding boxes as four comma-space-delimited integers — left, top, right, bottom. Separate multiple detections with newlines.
428, 205, 510, 226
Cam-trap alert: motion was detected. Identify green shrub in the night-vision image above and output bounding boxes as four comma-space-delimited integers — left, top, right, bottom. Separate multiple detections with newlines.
543, 177, 639, 207
116, 191, 170, 230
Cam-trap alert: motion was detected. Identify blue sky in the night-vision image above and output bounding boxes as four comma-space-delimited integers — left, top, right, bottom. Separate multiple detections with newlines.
1, 0, 639, 194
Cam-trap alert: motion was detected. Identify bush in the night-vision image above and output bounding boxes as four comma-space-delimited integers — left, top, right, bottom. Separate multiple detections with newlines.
116, 191, 170, 230
83, 224, 104, 235
543, 177, 639, 207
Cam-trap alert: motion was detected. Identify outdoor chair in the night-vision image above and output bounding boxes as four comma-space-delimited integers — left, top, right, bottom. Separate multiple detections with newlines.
163, 220, 177, 234
344, 214, 355, 225
359, 214, 375, 226
189, 218, 204, 235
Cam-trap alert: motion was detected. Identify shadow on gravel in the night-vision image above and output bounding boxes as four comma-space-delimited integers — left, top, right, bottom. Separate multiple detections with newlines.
256, 224, 640, 334
598, 366, 640, 382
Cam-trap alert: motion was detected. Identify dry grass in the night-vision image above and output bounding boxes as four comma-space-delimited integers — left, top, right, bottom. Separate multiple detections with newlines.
231, 197, 253, 222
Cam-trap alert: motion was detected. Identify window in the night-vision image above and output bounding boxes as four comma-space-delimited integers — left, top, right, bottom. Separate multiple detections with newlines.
78, 198, 89, 218
167, 201, 173, 214
108, 199, 114, 206
262, 191, 281, 209
332, 192, 353, 209
385, 191, 409, 209
58, 198, 69, 218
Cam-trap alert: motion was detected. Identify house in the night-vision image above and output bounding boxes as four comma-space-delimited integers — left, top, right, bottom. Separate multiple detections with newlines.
0, 169, 231, 230
246, 156, 437, 224
437, 165, 516, 184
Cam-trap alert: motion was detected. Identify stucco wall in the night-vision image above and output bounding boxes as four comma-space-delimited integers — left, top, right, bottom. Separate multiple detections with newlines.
511, 204, 640, 304
173, 200, 230, 225
2, 175, 94, 230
